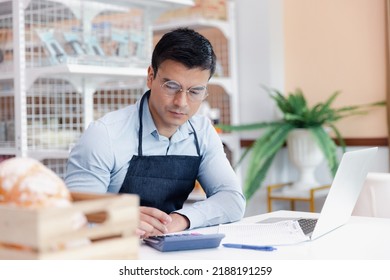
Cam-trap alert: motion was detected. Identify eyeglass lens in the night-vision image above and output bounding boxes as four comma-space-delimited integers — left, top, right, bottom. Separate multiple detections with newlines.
161, 80, 207, 101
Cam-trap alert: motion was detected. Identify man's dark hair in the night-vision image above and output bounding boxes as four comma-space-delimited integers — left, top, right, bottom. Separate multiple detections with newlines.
151, 28, 216, 79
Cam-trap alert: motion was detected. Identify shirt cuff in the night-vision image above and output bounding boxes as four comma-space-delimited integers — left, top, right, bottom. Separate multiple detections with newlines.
174, 207, 206, 229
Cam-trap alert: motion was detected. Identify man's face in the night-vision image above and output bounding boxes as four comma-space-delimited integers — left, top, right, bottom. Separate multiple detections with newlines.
146, 60, 210, 138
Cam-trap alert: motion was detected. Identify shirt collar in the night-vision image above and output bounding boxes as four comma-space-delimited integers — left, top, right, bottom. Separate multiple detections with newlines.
137, 92, 193, 143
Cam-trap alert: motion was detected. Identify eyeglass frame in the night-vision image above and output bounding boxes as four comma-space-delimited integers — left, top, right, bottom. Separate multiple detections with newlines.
156, 72, 209, 102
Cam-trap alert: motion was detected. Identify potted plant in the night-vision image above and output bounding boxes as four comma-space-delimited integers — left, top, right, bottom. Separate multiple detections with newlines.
218, 87, 385, 200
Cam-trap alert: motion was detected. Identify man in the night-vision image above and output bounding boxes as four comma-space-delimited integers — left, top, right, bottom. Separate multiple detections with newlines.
65, 28, 245, 237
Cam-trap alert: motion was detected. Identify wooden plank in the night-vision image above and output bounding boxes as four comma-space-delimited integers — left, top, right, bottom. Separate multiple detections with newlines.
0, 206, 40, 246
0, 236, 139, 260
0, 192, 139, 259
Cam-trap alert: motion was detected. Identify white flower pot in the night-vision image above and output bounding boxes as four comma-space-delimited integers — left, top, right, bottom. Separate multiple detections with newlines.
286, 128, 324, 192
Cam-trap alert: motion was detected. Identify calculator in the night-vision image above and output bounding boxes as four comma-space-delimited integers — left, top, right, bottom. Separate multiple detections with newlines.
143, 233, 225, 252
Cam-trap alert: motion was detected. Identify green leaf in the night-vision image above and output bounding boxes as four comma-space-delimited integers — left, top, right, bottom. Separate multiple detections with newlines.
243, 123, 294, 199
310, 127, 338, 176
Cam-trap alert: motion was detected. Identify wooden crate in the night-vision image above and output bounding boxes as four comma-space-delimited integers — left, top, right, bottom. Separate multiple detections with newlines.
0, 192, 139, 260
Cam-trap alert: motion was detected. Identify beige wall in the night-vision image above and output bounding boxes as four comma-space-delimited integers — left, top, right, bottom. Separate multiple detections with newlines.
284, 0, 387, 138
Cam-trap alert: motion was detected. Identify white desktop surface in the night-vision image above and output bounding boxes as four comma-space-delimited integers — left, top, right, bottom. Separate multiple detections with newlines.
139, 210, 390, 260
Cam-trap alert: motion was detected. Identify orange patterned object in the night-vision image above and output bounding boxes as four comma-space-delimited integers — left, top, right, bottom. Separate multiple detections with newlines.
0, 157, 71, 208
0, 157, 90, 252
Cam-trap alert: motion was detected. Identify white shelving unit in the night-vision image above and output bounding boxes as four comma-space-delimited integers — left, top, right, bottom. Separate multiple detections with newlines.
0, 0, 193, 176
153, 0, 241, 168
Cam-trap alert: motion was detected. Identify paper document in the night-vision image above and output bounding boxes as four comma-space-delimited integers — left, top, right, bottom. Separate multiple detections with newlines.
218, 221, 309, 246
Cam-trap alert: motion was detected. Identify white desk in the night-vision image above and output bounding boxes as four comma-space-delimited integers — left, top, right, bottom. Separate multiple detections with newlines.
139, 210, 390, 260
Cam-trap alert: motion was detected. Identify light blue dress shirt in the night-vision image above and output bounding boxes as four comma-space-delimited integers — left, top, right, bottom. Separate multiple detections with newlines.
65, 96, 246, 229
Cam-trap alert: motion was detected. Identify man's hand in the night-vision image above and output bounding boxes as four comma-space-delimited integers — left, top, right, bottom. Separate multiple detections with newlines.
136, 207, 190, 238
137, 206, 172, 238
167, 213, 190, 233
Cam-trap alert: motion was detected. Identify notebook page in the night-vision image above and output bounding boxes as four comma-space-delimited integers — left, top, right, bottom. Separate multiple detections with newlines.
218, 220, 310, 246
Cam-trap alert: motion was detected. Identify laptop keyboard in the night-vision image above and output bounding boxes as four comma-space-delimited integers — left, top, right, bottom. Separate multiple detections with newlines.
297, 218, 318, 235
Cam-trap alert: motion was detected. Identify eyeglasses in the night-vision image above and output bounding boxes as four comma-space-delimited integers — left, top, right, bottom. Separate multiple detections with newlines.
157, 73, 208, 102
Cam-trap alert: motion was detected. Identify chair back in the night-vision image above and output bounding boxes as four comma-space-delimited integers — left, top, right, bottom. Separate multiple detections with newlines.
353, 172, 390, 218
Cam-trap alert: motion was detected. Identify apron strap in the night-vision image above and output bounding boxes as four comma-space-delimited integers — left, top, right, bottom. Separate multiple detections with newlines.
188, 120, 201, 157
137, 91, 150, 156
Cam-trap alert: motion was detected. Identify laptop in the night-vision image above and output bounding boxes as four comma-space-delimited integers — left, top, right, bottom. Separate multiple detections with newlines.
259, 147, 378, 240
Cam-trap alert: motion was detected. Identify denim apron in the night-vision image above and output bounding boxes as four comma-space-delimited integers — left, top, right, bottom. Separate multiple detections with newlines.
119, 91, 201, 213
